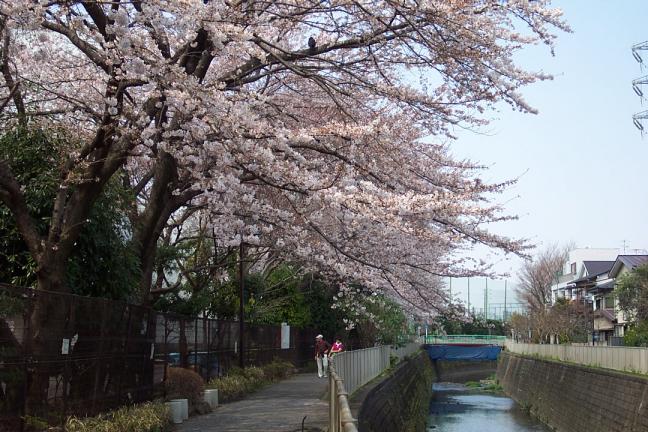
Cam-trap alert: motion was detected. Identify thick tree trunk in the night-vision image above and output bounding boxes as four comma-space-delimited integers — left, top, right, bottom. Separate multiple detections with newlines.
134, 152, 178, 305
0, 314, 23, 421
133, 151, 200, 305
24, 258, 69, 420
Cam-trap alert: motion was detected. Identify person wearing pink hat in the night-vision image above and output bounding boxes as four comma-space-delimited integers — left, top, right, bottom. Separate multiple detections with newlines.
330, 337, 344, 357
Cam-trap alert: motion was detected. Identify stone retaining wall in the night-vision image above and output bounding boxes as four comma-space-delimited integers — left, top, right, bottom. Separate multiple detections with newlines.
357, 352, 433, 432
357, 351, 498, 432
497, 351, 648, 432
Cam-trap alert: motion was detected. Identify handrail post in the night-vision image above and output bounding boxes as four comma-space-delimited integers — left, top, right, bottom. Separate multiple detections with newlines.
328, 356, 359, 432
329, 365, 337, 432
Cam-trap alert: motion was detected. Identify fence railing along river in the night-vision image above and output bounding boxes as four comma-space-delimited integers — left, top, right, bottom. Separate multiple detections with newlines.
328, 342, 421, 432
425, 334, 507, 346
505, 340, 648, 374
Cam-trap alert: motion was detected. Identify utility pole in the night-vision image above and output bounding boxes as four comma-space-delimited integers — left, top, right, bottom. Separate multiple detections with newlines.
484, 278, 488, 320
467, 278, 471, 316
504, 280, 508, 321
239, 242, 245, 369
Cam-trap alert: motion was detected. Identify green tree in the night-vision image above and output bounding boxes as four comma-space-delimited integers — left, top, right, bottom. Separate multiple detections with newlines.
0, 127, 138, 299
434, 313, 506, 336
245, 265, 311, 327
333, 289, 410, 347
616, 264, 648, 346
150, 233, 312, 324
616, 264, 648, 323
623, 321, 648, 347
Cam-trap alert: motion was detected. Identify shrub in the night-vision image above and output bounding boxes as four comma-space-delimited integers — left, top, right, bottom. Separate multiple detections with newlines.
65, 402, 169, 432
207, 360, 295, 402
262, 359, 294, 381
23, 415, 48, 431
164, 367, 205, 406
242, 366, 266, 382
209, 375, 251, 402
389, 353, 398, 369
226, 366, 245, 377
624, 321, 648, 347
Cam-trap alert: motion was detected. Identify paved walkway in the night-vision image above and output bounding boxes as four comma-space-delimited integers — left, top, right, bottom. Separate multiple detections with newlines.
175, 373, 329, 432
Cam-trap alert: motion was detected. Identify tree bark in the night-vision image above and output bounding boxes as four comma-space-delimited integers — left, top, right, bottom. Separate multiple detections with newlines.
24, 255, 69, 419
133, 151, 178, 304
132, 151, 201, 304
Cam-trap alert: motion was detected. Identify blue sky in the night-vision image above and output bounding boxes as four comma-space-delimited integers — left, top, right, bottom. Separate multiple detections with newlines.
445, 1, 648, 309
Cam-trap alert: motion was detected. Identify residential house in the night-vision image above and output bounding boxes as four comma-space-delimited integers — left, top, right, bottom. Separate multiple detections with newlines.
551, 248, 620, 304
589, 255, 648, 345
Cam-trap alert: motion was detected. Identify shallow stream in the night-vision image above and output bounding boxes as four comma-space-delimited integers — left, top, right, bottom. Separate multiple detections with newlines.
427, 382, 551, 432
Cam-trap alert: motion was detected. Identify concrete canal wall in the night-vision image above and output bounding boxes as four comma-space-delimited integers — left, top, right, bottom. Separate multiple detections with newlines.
357, 352, 433, 432
432, 359, 497, 383
357, 352, 496, 432
497, 351, 648, 432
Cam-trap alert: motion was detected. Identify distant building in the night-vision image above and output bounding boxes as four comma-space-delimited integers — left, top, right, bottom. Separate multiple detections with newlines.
548, 248, 648, 346
551, 248, 620, 303
589, 255, 648, 344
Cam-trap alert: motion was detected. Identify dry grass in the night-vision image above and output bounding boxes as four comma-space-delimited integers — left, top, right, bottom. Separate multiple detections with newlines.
64, 402, 169, 432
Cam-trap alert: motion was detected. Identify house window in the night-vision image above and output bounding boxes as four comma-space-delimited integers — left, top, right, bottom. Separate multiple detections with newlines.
604, 296, 615, 309
570, 262, 576, 274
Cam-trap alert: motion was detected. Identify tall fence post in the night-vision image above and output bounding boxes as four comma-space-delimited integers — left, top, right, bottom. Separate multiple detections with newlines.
194, 318, 199, 372
91, 299, 107, 414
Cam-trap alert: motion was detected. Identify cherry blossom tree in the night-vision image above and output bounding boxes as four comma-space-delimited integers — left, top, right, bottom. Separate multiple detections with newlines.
0, 0, 568, 413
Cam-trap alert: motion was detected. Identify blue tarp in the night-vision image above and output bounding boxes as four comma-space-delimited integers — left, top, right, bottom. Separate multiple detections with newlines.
425, 344, 501, 361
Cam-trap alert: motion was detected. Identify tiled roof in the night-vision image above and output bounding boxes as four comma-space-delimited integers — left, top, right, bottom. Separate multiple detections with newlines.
582, 261, 615, 276
569, 261, 615, 285
609, 255, 648, 278
618, 255, 648, 269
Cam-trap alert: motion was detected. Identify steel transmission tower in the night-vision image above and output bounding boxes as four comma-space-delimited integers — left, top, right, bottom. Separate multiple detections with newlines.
632, 41, 648, 134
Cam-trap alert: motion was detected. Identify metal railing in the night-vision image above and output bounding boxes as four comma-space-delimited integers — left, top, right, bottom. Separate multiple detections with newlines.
333, 346, 390, 395
327, 342, 421, 432
505, 340, 648, 374
329, 360, 357, 432
426, 334, 507, 345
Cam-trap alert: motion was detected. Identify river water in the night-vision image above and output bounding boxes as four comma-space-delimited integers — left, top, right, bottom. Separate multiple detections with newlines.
427, 383, 551, 432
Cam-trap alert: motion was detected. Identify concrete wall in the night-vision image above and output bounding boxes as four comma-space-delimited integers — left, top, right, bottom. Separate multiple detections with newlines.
433, 359, 496, 383
357, 353, 496, 432
357, 352, 433, 432
497, 351, 648, 432
505, 340, 648, 374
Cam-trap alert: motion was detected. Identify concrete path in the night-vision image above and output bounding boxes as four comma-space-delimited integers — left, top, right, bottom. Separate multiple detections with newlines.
175, 373, 329, 432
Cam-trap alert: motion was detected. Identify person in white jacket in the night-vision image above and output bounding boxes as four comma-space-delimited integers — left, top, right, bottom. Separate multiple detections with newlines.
314, 334, 331, 378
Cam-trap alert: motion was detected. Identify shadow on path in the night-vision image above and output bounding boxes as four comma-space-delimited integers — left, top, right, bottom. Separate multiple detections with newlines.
175, 373, 329, 432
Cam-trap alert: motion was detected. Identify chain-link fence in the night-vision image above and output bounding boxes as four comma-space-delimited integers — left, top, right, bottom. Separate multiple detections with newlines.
0, 284, 314, 430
